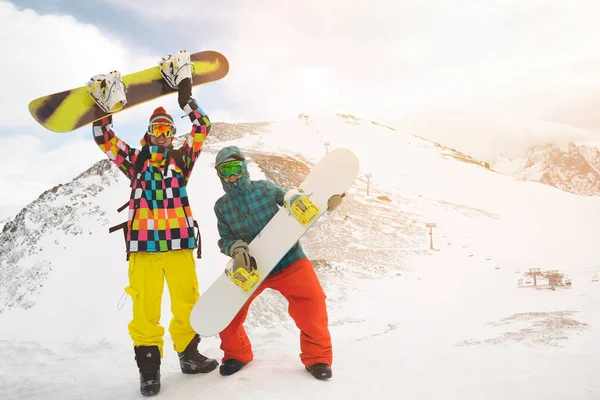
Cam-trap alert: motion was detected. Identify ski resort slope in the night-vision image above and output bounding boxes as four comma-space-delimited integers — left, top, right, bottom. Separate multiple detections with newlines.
1, 114, 599, 399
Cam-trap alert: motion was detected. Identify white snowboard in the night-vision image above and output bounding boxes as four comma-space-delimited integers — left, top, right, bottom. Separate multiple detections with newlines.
190, 148, 359, 337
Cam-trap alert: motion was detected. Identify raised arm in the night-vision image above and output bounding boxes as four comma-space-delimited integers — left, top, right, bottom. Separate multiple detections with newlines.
92, 115, 140, 181
177, 78, 211, 183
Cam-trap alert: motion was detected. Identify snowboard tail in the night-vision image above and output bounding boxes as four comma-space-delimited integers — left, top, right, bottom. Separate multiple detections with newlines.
28, 50, 229, 133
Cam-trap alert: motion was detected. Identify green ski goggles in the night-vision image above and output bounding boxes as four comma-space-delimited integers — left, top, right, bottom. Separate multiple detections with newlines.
217, 160, 245, 178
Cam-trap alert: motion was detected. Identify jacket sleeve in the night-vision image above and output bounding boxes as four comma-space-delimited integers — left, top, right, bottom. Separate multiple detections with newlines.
263, 181, 286, 206
214, 203, 236, 256
92, 115, 140, 181
179, 97, 210, 183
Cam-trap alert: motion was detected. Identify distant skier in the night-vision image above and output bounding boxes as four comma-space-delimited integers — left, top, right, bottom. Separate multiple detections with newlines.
89, 50, 218, 396
212, 145, 343, 380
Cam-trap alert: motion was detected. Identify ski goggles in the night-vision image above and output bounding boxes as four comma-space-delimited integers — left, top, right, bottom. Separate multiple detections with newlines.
217, 160, 245, 178
148, 123, 176, 138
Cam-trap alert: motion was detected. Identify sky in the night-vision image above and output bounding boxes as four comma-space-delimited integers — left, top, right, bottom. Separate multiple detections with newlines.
3, 0, 600, 219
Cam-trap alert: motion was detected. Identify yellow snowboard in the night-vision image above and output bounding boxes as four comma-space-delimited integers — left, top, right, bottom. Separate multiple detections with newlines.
28, 50, 229, 133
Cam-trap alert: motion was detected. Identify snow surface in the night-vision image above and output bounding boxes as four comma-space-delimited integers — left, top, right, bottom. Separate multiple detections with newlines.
1, 114, 599, 399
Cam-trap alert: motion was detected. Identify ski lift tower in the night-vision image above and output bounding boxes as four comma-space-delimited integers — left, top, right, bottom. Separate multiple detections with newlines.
426, 223, 436, 250
525, 268, 543, 286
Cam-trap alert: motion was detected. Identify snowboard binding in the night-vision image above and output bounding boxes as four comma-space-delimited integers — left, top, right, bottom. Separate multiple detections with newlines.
86, 70, 128, 113
225, 264, 260, 292
158, 50, 194, 89
284, 189, 320, 225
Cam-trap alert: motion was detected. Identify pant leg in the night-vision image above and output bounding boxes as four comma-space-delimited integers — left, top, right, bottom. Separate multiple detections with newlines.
268, 258, 332, 366
218, 284, 267, 364
126, 252, 166, 357
162, 249, 200, 353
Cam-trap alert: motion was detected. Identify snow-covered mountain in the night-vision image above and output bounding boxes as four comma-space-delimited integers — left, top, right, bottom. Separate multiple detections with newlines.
0, 160, 123, 313
0, 118, 421, 321
390, 105, 600, 197
494, 142, 600, 196
393, 106, 599, 161
1, 114, 600, 400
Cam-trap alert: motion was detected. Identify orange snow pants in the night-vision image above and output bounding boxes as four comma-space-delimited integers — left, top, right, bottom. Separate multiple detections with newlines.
219, 258, 333, 367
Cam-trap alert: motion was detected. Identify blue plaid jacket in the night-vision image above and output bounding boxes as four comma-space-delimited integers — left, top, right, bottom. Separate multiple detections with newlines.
213, 146, 306, 274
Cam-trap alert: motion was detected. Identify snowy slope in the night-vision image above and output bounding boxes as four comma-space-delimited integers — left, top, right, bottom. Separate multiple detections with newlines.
1, 115, 599, 400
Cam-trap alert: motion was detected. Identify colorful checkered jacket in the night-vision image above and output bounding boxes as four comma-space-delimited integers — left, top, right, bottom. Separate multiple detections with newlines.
93, 98, 210, 254
213, 146, 306, 274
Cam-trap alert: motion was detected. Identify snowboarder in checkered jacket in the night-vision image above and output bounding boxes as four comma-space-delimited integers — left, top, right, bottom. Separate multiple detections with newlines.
213, 145, 343, 380
90, 51, 218, 396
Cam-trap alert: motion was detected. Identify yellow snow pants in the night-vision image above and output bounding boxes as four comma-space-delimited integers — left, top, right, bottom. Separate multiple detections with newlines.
125, 249, 199, 357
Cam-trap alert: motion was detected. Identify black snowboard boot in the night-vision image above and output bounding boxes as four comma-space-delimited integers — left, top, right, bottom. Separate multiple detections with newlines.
178, 334, 219, 374
134, 346, 161, 396
305, 363, 332, 380
219, 358, 247, 376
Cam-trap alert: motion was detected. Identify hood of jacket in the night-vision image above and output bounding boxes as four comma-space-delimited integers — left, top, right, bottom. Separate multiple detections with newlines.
215, 146, 251, 195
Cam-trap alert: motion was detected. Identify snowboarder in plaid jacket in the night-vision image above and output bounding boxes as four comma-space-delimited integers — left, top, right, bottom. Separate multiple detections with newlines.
213, 145, 343, 380
90, 51, 218, 396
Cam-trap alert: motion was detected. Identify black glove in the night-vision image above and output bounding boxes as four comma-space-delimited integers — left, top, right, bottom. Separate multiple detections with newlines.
230, 240, 255, 273
177, 77, 192, 108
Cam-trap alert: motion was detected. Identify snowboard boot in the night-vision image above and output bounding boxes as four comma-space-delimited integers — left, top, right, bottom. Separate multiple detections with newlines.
305, 363, 332, 380
178, 334, 219, 374
134, 346, 161, 396
219, 359, 247, 376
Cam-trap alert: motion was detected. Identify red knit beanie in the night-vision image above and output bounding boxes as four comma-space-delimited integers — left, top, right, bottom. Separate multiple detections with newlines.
149, 106, 174, 125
